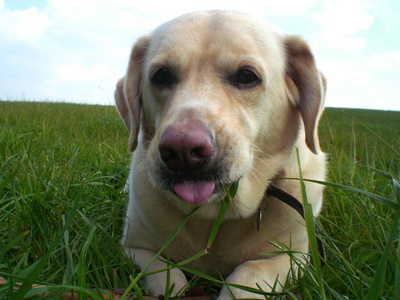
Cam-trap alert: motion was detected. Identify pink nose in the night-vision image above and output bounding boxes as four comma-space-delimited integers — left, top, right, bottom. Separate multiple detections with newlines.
159, 124, 214, 171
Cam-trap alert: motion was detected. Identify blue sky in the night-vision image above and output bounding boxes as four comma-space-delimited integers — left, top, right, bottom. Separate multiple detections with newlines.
0, 0, 399, 111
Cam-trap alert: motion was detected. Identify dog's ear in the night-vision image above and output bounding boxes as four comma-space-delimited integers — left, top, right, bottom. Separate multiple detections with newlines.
284, 35, 326, 154
115, 35, 152, 152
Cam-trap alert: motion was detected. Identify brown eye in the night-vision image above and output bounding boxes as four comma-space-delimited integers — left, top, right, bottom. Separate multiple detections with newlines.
230, 67, 261, 89
151, 67, 177, 88
238, 69, 258, 84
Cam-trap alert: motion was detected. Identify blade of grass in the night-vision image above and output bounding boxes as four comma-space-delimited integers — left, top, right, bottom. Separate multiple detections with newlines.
393, 177, 400, 201
361, 124, 400, 156
126, 183, 239, 299
207, 181, 239, 249
0, 156, 20, 192
0, 230, 29, 263
11, 189, 82, 299
77, 225, 97, 300
142, 206, 200, 273
392, 177, 400, 298
223, 282, 280, 298
176, 264, 224, 284
296, 148, 326, 300
164, 247, 173, 300
298, 179, 400, 211
366, 211, 400, 300
305, 166, 400, 298
119, 206, 200, 300
23, 284, 109, 299
177, 249, 209, 266
396, 239, 400, 300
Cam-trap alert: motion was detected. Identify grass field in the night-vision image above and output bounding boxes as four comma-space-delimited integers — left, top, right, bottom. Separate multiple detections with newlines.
0, 101, 399, 299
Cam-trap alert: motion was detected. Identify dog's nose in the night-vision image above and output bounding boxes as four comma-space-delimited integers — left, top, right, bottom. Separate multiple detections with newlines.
159, 124, 214, 171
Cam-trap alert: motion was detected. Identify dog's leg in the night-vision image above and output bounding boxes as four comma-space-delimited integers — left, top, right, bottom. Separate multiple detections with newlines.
219, 254, 294, 299
125, 247, 188, 297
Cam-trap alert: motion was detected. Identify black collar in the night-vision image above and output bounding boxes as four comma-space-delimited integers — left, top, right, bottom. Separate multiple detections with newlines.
259, 184, 326, 261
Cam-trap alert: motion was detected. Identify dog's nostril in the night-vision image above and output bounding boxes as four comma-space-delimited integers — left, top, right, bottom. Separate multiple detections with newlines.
190, 145, 213, 160
191, 148, 202, 159
159, 147, 174, 160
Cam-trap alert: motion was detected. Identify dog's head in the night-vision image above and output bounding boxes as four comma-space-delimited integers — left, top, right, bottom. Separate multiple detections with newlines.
116, 11, 326, 217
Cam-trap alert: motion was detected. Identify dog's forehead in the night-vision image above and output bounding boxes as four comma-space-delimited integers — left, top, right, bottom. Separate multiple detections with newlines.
148, 11, 284, 65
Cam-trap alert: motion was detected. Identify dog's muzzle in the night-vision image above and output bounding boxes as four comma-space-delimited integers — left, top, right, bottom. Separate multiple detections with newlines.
158, 122, 218, 204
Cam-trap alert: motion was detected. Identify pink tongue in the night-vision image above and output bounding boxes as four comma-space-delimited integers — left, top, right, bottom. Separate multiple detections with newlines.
173, 182, 216, 204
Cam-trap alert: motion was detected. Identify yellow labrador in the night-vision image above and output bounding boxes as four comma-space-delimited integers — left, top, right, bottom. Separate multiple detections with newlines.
115, 10, 327, 299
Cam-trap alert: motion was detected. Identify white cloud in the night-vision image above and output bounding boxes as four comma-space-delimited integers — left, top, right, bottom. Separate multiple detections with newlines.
0, 0, 150, 104
262, 0, 318, 16
319, 59, 369, 89
365, 51, 400, 71
313, 0, 375, 51
319, 49, 400, 110
0, 6, 52, 46
57, 63, 108, 83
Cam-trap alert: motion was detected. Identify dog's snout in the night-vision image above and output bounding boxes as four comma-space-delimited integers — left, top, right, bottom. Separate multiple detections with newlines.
159, 124, 214, 171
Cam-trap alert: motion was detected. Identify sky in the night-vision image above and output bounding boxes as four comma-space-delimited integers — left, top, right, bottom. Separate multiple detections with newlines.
0, 0, 399, 111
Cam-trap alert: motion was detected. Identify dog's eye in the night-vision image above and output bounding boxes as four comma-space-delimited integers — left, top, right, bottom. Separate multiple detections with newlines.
231, 68, 261, 89
151, 67, 177, 88
237, 69, 258, 84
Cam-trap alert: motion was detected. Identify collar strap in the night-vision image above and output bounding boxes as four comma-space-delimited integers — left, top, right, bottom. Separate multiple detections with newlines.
264, 184, 326, 261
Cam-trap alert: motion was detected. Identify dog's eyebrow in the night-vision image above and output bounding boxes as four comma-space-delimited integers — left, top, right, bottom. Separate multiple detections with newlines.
149, 54, 182, 69
218, 54, 264, 71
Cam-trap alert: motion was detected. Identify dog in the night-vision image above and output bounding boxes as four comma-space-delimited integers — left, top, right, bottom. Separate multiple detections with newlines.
115, 10, 327, 299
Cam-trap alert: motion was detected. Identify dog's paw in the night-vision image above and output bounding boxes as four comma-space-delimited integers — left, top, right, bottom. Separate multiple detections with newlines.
218, 260, 284, 299
218, 286, 265, 300
143, 268, 188, 297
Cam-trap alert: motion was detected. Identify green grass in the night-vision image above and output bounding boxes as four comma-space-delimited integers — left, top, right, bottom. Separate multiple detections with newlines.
0, 101, 399, 299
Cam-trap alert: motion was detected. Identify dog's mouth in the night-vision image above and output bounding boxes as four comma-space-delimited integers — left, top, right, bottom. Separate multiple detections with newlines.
172, 181, 216, 204
169, 179, 240, 205
156, 160, 231, 205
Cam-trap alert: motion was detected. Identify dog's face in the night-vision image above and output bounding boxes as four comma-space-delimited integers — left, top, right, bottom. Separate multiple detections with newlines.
116, 11, 325, 217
